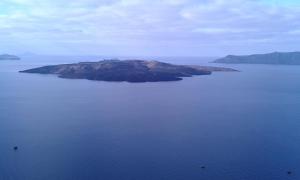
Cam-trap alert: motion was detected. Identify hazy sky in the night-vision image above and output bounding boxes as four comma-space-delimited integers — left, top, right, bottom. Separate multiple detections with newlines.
1, 0, 300, 56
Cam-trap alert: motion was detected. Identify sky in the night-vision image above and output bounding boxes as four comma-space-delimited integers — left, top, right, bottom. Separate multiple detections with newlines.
0, 0, 300, 56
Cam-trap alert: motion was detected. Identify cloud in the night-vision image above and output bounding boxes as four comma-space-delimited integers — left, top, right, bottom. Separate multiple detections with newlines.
192, 27, 258, 34
0, 0, 300, 56
288, 30, 300, 35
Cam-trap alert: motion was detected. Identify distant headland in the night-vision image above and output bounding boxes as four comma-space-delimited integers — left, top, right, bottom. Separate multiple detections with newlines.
0, 54, 20, 60
213, 52, 300, 65
20, 60, 237, 82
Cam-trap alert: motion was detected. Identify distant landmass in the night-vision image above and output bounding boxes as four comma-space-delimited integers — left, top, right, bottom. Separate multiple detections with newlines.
213, 52, 300, 65
0, 54, 20, 60
20, 60, 237, 82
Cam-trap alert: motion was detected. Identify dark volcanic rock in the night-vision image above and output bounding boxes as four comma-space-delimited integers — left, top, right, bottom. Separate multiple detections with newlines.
0, 54, 20, 60
213, 52, 300, 65
20, 60, 237, 82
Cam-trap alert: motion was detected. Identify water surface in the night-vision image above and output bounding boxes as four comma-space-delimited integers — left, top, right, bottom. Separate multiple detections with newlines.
1, 56, 300, 180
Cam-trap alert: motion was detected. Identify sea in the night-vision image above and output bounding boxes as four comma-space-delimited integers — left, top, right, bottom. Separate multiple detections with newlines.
1, 55, 300, 180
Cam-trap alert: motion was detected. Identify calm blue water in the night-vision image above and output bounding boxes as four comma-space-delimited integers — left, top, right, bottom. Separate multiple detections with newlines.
1, 55, 300, 180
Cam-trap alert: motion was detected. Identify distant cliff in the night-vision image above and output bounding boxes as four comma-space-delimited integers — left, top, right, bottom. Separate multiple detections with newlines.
213, 52, 300, 65
20, 60, 237, 82
0, 54, 20, 60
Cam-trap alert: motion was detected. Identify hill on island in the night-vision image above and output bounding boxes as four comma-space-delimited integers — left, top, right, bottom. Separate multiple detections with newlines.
20, 60, 237, 82
213, 52, 300, 65
0, 54, 20, 60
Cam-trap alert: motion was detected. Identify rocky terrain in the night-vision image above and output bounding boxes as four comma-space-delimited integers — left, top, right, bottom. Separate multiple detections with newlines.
214, 52, 300, 65
20, 60, 237, 82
